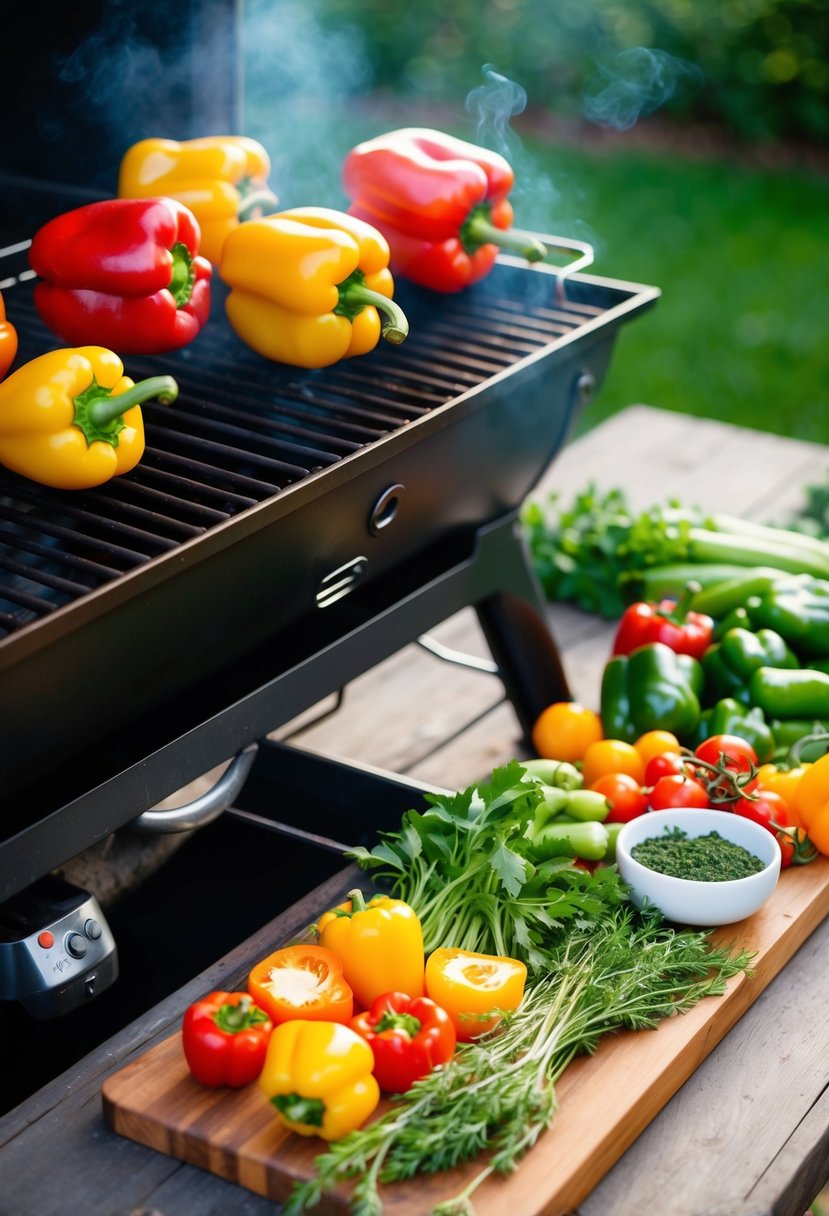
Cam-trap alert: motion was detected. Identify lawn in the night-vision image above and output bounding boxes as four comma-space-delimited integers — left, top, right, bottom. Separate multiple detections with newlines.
510, 133, 829, 445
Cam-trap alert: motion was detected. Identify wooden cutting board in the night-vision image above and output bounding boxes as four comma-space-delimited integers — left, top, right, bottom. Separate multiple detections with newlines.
102, 859, 829, 1216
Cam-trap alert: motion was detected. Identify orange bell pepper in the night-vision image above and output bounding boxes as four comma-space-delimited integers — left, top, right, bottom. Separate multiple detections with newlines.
792, 752, 829, 854
424, 946, 527, 1041
0, 292, 17, 379
247, 944, 354, 1025
317, 888, 424, 1010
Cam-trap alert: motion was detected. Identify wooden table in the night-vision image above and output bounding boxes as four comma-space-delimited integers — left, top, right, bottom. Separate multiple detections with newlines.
2, 406, 829, 1216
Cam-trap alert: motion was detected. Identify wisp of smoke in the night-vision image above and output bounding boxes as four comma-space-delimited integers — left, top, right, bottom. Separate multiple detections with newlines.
583, 47, 704, 130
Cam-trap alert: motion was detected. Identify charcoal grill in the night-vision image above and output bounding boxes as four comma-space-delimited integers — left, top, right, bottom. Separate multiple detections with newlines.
0, 231, 658, 902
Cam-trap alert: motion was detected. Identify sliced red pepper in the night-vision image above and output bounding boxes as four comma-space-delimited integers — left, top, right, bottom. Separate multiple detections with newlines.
612, 582, 714, 661
350, 990, 456, 1093
343, 127, 546, 292
181, 990, 273, 1088
29, 196, 212, 354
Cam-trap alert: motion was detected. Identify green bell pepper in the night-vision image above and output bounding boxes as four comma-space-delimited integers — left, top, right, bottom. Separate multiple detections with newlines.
692, 697, 776, 763
701, 626, 798, 706
769, 717, 829, 761
749, 665, 829, 720
600, 641, 703, 745
747, 574, 829, 659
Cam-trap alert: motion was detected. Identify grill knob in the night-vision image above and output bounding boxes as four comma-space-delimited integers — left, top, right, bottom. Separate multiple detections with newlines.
369, 483, 405, 535
65, 932, 88, 959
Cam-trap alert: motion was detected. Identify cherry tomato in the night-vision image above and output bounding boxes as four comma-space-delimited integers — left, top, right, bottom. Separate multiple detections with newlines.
633, 730, 682, 767
649, 773, 710, 811
590, 772, 648, 823
644, 751, 687, 787
582, 739, 645, 787
747, 763, 810, 828
731, 789, 812, 868
694, 734, 758, 775
531, 701, 603, 764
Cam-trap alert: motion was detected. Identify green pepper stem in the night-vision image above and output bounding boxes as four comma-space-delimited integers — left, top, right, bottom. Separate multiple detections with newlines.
88, 376, 179, 427
462, 210, 547, 262
237, 189, 279, 222
338, 280, 409, 345
347, 888, 368, 913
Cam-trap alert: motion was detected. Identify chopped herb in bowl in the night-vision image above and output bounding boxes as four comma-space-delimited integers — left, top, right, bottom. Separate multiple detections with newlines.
631, 827, 766, 882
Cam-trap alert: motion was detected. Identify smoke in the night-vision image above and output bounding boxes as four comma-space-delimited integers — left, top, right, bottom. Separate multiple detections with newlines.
583, 48, 703, 131
465, 65, 528, 162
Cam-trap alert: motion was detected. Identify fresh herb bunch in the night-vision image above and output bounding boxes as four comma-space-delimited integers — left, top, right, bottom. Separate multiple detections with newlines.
285, 908, 754, 1216
521, 483, 829, 618
347, 761, 628, 971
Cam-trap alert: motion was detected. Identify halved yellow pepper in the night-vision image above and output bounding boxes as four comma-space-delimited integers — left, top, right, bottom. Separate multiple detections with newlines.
260, 1019, 380, 1141
219, 206, 409, 369
317, 888, 424, 1010
117, 135, 277, 264
424, 946, 527, 1041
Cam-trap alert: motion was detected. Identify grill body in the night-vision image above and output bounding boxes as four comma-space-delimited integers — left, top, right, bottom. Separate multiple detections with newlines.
0, 234, 658, 898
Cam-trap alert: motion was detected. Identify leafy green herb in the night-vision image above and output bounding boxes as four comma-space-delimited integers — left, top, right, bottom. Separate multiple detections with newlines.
285, 908, 754, 1216
347, 761, 629, 971
521, 483, 829, 618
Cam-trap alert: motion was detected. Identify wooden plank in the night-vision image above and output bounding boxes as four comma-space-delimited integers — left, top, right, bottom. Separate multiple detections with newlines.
101, 858, 829, 1216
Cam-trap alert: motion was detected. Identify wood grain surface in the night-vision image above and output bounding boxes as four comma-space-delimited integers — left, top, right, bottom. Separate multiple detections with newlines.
102, 857, 829, 1216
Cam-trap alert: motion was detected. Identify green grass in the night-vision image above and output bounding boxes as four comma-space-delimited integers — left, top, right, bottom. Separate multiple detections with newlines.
514, 137, 829, 444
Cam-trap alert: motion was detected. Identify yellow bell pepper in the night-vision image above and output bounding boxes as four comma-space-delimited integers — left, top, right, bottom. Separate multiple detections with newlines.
219, 205, 409, 369
424, 947, 527, 1041
317, 888, 424, 1010
117, 135, 277, 264
259, 1019, 380, 1141
0, 347, 177, 490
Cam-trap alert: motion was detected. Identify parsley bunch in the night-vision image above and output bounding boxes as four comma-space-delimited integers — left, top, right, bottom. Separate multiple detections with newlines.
347, 761, 628, 971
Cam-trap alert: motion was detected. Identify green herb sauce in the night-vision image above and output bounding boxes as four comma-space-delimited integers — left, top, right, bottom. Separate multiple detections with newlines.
631, 828, 765, 881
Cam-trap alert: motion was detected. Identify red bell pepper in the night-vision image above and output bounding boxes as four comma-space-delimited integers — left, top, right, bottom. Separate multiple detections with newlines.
342, 127, 548, 292
0, 292, 17, 379
181, 990, 273, 1088
350, 990, 456, 1093
612, 583, 714, 661
29, 196, 212, 354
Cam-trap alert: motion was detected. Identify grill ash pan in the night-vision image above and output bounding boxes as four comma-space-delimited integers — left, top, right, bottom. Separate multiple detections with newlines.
0, 242, 658, 823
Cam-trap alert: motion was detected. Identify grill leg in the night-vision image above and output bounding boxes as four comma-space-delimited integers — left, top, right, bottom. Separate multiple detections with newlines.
472, 516, 571, 746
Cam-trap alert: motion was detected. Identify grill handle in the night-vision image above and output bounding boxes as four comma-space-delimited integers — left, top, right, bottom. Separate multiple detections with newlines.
132, 743, 259, 835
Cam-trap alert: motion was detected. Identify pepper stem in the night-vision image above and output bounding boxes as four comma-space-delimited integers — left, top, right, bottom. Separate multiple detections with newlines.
347, 888, 368, 913
662, 581, 703, 625
73, 375, 179, 448
336, 270, 409, 345
237, 188, 279, 222
462, 206, 547, 263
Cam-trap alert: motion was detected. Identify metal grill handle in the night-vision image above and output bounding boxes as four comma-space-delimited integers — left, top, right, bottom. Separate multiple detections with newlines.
133, 743, 259, 834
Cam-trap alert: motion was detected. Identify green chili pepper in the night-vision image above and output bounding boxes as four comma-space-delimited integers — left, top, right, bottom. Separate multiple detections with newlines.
529, 820, 609, 862
701, 626, 798, 706
558, 789, 611, 823
517, 758, 583, 790
693, 697, 776, 763
747, 574, 829, 659
600, 641, 703, 745
689, 570, 781, 620
749, 665, 829, 720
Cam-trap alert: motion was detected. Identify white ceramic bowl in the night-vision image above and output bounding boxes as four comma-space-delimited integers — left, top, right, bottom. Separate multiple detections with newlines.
615, 808, 781, 927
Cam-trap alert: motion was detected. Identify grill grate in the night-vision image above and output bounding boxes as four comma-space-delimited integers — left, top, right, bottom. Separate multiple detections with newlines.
0, 252, 617, 637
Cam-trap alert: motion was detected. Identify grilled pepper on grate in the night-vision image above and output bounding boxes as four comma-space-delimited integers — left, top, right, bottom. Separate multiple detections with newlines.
0, 292, 17, 379
220, 206, 409, 368
0, 346, 177, 489
342, 126, 547, 292
600, 641, 703, 745
117, 135, 277, 264
260, 1019, 380, 1141
29, 197, 212, 354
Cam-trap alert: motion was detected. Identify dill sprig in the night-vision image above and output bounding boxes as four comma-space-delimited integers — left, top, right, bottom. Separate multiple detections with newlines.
284, 907, 754, 1216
